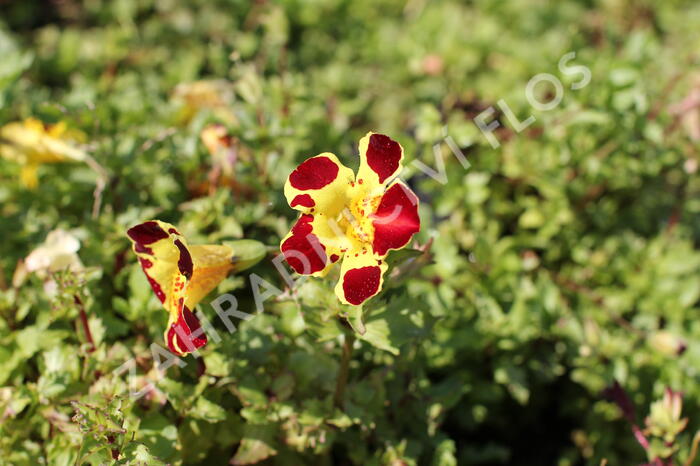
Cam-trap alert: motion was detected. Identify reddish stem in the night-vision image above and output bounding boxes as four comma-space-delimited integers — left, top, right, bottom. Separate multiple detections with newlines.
632, 425, 650, 450
74, 295, 95, 352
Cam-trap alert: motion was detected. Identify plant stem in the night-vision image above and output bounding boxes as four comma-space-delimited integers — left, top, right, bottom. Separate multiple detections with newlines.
74, 295, 95, 352
333, 332, 355, 409
684, 430, 700, 466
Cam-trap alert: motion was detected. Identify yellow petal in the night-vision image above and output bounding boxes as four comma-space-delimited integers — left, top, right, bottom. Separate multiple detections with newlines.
280, 213, 349, 277
127, 221, 269, 356
356, 132, 404, 193
283, 152, 354, 217
334, 246, 387, 306
185, 240, 267, 306
173, 80, 237, 126
20, 165, 39, 189
0, 118, 86, 165
186, 244, 235, 308
126, 220, 191, 322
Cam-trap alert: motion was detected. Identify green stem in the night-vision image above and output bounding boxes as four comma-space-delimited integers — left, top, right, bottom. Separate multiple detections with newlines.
333, 332, 355, 409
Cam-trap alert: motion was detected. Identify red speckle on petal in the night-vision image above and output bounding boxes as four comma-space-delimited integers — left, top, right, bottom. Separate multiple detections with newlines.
139, 258, 153, 269
145, 273, 166, 303
290, 194, 316, 208
289, 156, 339, 190
366, 134, 402, 184
343, 266, 382, 305
173, 239, 193, 279
330, 254, 340, 262
372, 183, 420, 256
167, 306, 207, 355
168, 228, 181, 235
281, 214, 327, 274
358, 179, 364, 184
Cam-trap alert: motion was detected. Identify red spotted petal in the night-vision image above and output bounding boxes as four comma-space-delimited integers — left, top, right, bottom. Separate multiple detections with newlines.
290, 194, 315, 208
342, 265, 382, 305
289, 156, 339, 190
280, 214, 328, 274
127, 221, 170, 255
334, 251, 388, 305
173, 239, 193, 279
366, 134, 402, 183
358, 133, 404, 187
167, 306, 207, 355
284, 153, 354, 216
371, 182, 420, 256
127, 220, 191, 312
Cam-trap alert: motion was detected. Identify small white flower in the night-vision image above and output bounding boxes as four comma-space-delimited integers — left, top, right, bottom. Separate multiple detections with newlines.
24, 229, 83, 275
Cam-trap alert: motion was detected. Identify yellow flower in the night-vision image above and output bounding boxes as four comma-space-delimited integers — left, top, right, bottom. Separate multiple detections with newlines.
280, 132, 421, 306
173, 80, 237, 126
0, 118, 87, 189
127, 220, 265, 355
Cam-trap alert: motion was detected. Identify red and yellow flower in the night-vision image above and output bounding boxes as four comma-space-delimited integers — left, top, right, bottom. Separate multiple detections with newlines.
127, 220, 264, 355
280, 132, 420, 306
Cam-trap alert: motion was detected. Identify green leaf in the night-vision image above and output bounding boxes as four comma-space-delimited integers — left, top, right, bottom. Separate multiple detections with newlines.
189, 397, 227, 422
359, 299, 428, 355
120, 442, 168, 465
231, 424, 279, 465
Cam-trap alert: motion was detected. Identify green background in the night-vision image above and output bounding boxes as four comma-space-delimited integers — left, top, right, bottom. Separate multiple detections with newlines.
1, 0, 699, 464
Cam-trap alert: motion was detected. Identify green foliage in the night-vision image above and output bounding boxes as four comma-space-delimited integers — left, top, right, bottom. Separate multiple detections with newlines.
1, 0, 700, 464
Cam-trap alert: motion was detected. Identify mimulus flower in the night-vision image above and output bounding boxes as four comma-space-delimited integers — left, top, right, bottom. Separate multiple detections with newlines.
280, 132, 420, 305
173, 80, 237, 126
24, 229, 83, 274
201, 123, 237, 177
0, 118, 87, 189
127, 220, 265, 356
13, 229, 84, 292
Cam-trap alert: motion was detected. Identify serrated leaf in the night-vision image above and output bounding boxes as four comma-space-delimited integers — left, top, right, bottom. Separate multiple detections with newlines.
189, 397, 227, 422
231, 424, 278, 465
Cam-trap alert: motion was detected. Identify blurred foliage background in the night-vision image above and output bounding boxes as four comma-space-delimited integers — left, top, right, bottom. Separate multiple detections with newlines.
1, 0, 700, 464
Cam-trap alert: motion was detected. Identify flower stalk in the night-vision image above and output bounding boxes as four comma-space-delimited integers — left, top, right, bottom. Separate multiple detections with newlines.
74, 294, 95, 353
333, 331, 355, 409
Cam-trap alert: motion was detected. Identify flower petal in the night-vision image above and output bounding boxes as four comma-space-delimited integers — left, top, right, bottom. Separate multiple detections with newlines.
25, 229, 82, 273
127, 220, 194, 348
165, 305, 207, 356
357, 132, 404, 190
280, 213, 346, 276
284, 153, 354, 216
335, 249, 388, 306
0, 119, 86, 165
186, 244, 235, 309
371, 181, 421, 256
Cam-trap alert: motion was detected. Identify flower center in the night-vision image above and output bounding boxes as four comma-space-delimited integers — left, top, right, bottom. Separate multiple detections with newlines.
341, 186, 381, 246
